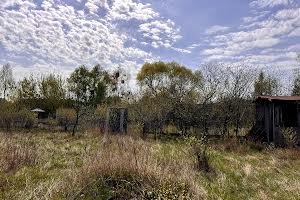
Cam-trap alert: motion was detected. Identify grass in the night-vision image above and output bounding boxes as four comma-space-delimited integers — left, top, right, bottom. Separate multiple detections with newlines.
0, 131, 299, 199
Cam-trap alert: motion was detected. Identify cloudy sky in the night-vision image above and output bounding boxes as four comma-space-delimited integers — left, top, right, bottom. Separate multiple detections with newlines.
0, 0, 299, 81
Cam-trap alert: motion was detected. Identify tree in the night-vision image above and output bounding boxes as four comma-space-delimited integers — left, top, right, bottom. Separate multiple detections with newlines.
137, 61, 170, 96
16, 75, 39, 110
254, 71, 280, 97
136, 61, 203, 136
56, 108, 76, 132
0, 63, 15, 100
292, 71, 300, 96
218, 65, 255, 137
68, 65, 108, 135
39, 74, 66, 116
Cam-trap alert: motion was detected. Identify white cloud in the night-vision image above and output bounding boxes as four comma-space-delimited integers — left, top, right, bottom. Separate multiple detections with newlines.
85, 0, 108, 14
205, 25, 230, 35
0, 1, 156, 79
171, 47, 191, 54
0, 0, 186, 82
107, 0, 159, 21
139, 19, 182, 48
250, 0, 294, 9
202, 6, 300, 59
289, 27, 300, 37
275, 7, 300, 20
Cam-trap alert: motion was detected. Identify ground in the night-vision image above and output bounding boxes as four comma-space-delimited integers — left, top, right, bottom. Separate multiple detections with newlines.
0, 131, 300, 199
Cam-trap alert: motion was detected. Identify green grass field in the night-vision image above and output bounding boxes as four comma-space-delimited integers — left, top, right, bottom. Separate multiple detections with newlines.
0, 131, 299, 199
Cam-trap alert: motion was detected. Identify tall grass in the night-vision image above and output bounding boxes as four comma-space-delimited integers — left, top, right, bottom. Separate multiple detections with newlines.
62, 135, 203, 199
0, 132, 300, 199
0, 134, 38, 173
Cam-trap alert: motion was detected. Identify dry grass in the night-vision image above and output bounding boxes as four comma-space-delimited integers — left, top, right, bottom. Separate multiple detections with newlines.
0, 131, 299, 199
62, 135, 203, 199
0, 135, 38, 173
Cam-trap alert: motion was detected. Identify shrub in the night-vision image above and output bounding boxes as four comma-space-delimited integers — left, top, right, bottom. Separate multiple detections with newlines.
16, 109, 35, 129
0, 102, 35, 130
248, 142, 264, 152
281, 128, 299, 147
186, 136, 211, 172
56, 108, 76, 131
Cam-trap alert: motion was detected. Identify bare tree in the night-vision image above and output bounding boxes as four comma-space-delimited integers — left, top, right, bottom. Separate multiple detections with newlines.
222, 65, 256, 137
0, 63, 15, 100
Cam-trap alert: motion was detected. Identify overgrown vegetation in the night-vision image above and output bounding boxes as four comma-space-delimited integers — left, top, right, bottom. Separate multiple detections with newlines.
0, 132, 299, 199
0, 61, 299, 199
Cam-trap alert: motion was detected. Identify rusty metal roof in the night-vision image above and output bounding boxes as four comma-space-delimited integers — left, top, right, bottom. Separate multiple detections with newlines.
257, 96, 300, 101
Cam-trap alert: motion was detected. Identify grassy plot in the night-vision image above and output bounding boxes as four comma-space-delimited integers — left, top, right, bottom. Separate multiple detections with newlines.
0, 132, 299, 199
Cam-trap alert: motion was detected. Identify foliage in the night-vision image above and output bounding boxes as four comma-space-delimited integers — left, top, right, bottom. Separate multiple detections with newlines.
39, 73, 66, 116
16, 73, 70, 117
254, 71, 280, 97
68, 65, 109, 135
68, 65, 108, 107
17, 75, 39, 100
185, 136, 210, 172
292, 71, 300, 96
0, 64, 15, 100
137, 61, 202, 99
135, 61, 203, 136
56, 108, 76, 132
94, 103, 109, 120
281, 128, 299, 147
0, 102, 35, 130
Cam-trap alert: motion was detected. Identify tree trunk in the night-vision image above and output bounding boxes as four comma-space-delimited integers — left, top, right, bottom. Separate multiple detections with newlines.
3, 86, 6, 100
72, 110, 79, 136
223, 117, 229, 138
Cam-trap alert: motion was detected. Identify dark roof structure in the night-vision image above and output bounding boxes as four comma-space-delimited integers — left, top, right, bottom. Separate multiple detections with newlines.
257, 96, 300, 102
250, 96, 300, 146
31, 108, 46, 113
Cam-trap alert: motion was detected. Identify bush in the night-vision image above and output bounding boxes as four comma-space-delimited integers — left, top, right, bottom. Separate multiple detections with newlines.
16, 109, 35, 129
186, 136, 211, 172
56, 108, 76, 131
281, 128, 299, 147
0, 102, 35, 130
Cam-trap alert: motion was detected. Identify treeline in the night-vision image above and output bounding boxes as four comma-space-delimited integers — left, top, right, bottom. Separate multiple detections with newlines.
0, 62, 300, 137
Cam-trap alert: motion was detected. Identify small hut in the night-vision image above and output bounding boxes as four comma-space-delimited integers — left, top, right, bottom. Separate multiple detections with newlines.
31, 108, 48, 123
250, 96, 300, 146
105, 107, 128, 134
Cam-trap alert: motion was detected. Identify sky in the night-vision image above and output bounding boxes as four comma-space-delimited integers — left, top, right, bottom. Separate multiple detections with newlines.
0, 0, 300, 83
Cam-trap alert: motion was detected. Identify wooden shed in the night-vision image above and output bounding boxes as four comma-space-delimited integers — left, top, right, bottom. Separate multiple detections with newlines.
249, 96, 300, 146
105, 107, 128, 134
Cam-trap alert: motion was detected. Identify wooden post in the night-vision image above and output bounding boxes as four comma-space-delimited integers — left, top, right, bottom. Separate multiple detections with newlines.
120, 109, 125, 134
271, 103, 275, 144
105, 108, 110, 134
105, 107, 128, 134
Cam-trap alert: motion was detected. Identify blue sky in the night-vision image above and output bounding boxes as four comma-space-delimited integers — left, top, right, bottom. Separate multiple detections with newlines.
0, 0, 299, 81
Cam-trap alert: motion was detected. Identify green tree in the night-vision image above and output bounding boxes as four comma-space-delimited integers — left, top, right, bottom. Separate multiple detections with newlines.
0, 63, 15, 100
68, 65, 108, 135
136, 61, 202, 136
16, 75, 39, 109
254, 71, 280, 97
137, 61, 170, 95
39, 74, 66, 116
